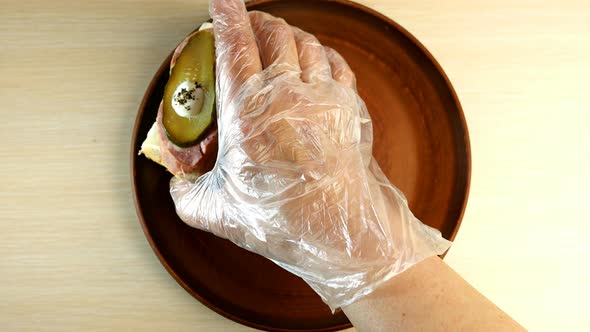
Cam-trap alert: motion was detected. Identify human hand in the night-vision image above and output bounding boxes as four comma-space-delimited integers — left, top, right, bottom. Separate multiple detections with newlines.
170, 0, 450, 310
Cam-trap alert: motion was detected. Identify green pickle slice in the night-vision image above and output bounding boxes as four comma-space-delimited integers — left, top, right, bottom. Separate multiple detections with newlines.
163, 29, 215, 147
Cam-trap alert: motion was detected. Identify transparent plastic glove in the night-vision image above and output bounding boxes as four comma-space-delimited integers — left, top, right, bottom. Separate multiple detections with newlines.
170, 0, 451, 311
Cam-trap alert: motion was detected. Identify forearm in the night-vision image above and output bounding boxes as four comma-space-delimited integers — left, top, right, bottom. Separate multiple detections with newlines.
343, 256, 525, 332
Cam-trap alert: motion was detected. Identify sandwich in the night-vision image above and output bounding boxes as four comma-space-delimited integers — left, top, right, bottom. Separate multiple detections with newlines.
140, 22, 218, 179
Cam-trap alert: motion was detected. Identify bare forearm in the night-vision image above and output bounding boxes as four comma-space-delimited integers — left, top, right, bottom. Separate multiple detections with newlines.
343, 256, 525, 332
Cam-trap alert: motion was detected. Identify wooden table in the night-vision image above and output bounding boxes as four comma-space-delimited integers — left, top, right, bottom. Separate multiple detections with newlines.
2, 0, 589, 331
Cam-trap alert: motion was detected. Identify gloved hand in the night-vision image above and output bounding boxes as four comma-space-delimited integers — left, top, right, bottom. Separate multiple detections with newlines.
170, 0, 451, 311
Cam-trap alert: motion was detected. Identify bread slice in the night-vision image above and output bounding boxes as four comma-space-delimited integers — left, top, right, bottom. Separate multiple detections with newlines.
139, 122, 164, 167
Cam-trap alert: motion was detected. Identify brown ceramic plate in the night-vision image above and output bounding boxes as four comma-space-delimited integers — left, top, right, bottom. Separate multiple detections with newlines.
131, 0, 470, 331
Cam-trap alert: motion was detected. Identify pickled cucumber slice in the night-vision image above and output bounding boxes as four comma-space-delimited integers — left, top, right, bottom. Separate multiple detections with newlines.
163, 29, 215, 147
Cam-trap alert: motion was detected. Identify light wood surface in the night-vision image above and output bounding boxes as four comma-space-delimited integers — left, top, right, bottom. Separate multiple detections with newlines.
1, 0, 589, 331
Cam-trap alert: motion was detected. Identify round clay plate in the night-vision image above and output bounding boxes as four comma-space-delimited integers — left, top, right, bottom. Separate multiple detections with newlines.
131, 0, 471, 331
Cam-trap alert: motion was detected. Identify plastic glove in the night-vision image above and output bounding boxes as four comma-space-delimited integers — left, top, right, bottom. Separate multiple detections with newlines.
170, 0, 451, 311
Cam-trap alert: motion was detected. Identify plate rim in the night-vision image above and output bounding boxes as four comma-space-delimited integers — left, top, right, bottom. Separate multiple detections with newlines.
130, 0, 471, 331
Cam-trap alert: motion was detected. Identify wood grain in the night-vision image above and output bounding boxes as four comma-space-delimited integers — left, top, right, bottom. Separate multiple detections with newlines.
1, 0, 589, 331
